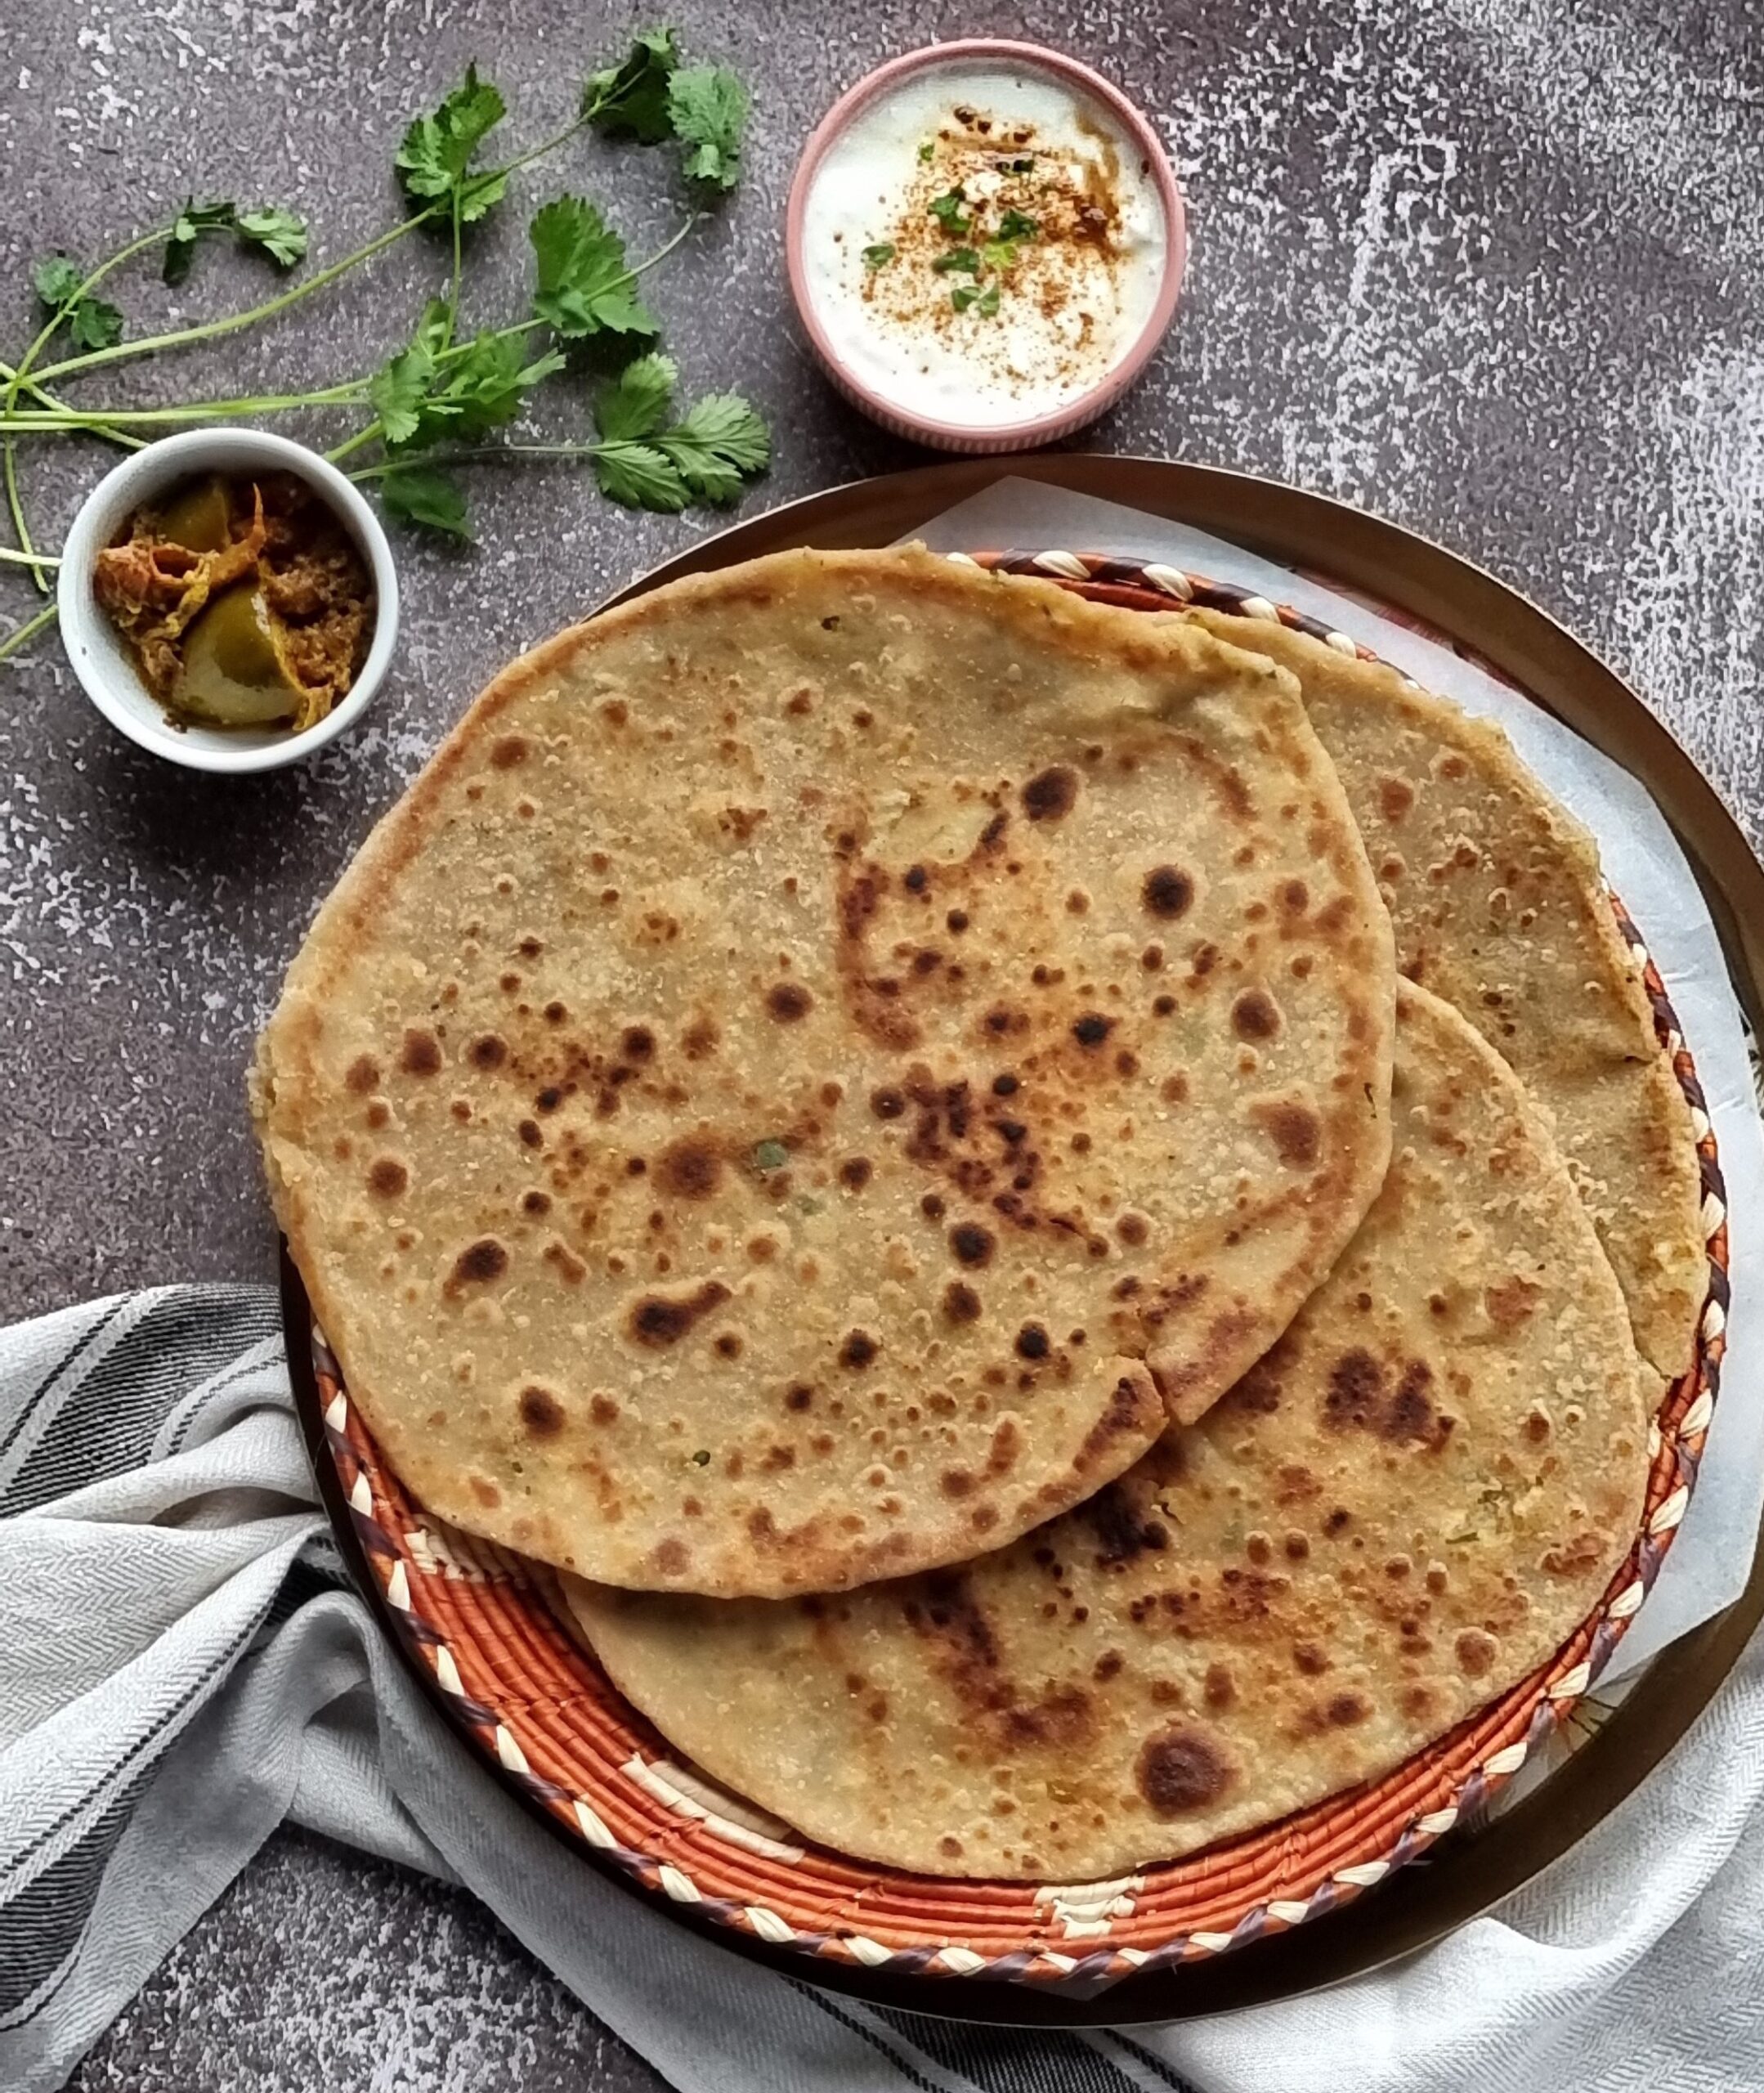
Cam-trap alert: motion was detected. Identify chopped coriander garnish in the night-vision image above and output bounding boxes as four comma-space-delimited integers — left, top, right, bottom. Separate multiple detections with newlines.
862, 242, 897, 271
997, 208, 1039, 241
752, 1138, 790, 1171
931, 247, 980, 276
976, 282, 1000, 318
951, 284, 980, 313
918, 141, 935, 163
796, 1194, 825, 1215
927, 187, 972, 235
979, 239, 1022, 274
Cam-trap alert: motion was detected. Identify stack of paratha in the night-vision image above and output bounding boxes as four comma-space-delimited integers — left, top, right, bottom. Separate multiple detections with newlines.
254, 545, 1701, 1882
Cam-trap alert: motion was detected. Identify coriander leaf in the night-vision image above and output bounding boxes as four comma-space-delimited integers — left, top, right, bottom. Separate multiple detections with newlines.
410, 297, 454, 359
31, 256, 83, 310
862, 241, 896, 271
163, 199, 235, 286
457, 169, 508, 225
977, 281, 1001, 318
237, 205, 308, 267
369, 338, 438, 447
593, 440, 690, 512
931, 247, 980, 276
669, 392, 769, 473
928, 187, 971, 235
380, 464, 473, 539
428, 333, 566, 437
996, 208, 1038, 241
67, 298, 124, 349
667, 65, 746, 190
395, 65, 507, 212
655, 392, 769, 504
581, 26, 679, 141
32, 255, 124, 345
529, 196, 656, 338
593, 352, 678, 442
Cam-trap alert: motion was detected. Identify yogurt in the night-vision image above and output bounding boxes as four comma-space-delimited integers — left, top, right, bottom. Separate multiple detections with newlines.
799, 58, 1172, 433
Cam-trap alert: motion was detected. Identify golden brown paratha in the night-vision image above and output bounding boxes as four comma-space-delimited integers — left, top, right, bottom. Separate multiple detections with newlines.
567, 984, 1650, 1878
1184, 608, 1704, 1383
254, 547, 1395, 1597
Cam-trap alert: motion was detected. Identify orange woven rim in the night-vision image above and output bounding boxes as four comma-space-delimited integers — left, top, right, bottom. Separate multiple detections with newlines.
310, 551, 1729, 1994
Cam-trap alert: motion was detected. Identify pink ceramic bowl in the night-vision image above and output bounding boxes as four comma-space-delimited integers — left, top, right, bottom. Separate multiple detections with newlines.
786, 40, 1187, 455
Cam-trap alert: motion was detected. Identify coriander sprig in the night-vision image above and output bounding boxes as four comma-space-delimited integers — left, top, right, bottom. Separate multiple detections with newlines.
348, 352, 770, 536
584, 29, 749, 191
590, 352, 770, 509
0, 29, 771, 666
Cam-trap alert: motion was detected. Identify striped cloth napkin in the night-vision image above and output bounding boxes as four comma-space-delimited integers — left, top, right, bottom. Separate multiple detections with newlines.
4, 1286, 1762, 2093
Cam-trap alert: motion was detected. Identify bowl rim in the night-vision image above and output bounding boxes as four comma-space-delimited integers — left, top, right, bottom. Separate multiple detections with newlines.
784, 38, 1189, 450
55, 425, 401, 775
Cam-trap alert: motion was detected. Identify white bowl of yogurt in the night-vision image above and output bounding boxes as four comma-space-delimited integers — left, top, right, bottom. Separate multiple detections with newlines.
786, 41, 1185, 452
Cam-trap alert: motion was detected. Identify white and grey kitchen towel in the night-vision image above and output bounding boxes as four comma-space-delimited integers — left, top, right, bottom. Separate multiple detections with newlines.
5, 1287, 1764, 2093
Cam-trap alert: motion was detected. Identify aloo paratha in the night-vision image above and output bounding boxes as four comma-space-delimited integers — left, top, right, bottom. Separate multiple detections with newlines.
1185, 608, 1704, 1383
568, 984, 1650, 1876
254, 548, 1395, 1597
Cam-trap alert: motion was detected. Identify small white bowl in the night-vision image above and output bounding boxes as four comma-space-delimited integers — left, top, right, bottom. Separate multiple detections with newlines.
56, 427, 399, 774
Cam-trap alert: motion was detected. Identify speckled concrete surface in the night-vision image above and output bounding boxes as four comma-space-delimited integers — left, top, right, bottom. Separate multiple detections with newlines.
2, 0, 1761, 2086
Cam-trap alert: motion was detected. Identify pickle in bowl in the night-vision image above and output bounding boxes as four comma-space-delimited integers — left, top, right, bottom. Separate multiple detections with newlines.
92, 470, 375, 737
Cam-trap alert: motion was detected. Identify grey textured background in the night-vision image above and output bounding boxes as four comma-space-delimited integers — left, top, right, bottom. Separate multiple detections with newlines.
2, 0, 1760, 2086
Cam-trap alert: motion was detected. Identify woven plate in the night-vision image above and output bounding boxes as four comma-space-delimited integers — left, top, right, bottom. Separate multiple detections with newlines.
299, 549, 1726, 1999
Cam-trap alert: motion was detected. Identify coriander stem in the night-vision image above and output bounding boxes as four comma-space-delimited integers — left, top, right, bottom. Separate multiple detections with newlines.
4, 225, 175, 589
348, 441, 610, 482
2, 448, 43, 591
445, 199, 463, 352
0, 385, 374, 432
325, 421, 384, 466
622, 213, 701, 285
30, 211, 441, 388
0, 362, 145, 441
0, 602, 58, 664
25, 112, 595, 393
0, 545, 60, 567
322, 218, 697, 472
499, 114, 589, 178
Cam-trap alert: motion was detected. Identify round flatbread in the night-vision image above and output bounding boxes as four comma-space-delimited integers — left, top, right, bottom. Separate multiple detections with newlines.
253, 546, 1395, 1598
1184, 608, 1704, 1383
567, 984, 1650, 1877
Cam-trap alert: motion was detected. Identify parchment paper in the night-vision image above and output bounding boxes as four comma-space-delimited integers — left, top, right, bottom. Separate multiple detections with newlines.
902, 477, 1763, 1677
